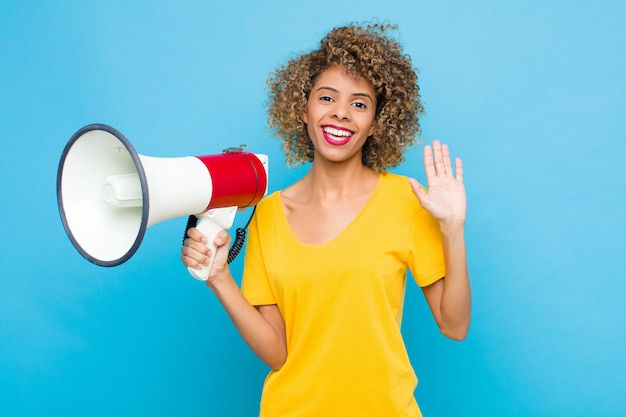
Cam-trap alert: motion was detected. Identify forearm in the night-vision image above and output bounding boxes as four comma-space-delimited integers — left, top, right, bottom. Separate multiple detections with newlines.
439, 222, 472, 340
208, 272, 287, 370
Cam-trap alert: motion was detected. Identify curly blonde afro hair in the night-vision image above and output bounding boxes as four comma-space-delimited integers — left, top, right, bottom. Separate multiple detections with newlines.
266, 22, 424, 172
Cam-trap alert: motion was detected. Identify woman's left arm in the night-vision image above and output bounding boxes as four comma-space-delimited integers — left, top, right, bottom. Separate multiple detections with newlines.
409, 140, 471, 341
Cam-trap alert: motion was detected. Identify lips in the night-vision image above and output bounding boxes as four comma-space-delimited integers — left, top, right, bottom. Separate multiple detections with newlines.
322, 125, 354, 146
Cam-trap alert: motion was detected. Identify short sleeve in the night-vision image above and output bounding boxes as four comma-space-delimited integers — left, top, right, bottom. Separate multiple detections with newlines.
408, 200, 446, 287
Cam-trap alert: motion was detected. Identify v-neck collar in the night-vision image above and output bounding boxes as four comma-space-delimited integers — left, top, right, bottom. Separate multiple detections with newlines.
276, 173, 384, 248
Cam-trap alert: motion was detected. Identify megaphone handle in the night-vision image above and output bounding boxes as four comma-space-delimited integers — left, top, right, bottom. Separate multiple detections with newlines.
187, 206, 238, 281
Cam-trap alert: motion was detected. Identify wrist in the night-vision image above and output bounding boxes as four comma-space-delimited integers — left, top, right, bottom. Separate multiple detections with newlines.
439, 219, 465, 237
205, 267, 234, 293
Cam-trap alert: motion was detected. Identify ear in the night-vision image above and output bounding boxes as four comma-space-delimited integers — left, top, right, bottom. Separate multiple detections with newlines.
301, 109, 308, 125
367, 118, 377, 136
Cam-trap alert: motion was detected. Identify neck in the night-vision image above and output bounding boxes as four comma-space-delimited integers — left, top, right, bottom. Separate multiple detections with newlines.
302, 158, 378, 200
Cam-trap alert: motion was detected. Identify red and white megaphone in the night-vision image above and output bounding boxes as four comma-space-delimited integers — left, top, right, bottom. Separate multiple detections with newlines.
56, 123, 268, 281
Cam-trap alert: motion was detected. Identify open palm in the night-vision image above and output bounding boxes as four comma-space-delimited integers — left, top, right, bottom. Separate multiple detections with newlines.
409, 140, 466, 224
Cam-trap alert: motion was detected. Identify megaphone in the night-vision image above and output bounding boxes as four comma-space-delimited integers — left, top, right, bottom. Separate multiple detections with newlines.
57, 123, 268, 281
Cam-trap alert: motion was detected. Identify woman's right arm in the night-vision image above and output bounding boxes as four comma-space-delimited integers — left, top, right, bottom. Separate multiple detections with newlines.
182, 227, 287, 371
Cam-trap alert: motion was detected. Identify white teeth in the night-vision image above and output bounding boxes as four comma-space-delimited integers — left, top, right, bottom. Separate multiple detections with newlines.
323, 127, 352, 137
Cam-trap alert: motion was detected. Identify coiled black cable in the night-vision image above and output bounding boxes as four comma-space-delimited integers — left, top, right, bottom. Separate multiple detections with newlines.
182, 215, 198, 244
183, 206, 256, 264
227, 227, 247, 264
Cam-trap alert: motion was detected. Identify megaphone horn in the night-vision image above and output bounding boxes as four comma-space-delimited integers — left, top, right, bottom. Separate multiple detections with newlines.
57, 123, 268, 281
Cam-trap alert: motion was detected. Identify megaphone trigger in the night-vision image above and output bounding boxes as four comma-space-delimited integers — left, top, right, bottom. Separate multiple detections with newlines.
187, 206, 238, 281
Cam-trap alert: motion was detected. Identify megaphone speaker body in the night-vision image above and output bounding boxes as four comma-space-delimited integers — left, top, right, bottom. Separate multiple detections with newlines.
57, 124, 267, 275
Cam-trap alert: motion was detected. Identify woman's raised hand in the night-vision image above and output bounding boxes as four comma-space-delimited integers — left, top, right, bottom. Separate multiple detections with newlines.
409, 140, 466, 226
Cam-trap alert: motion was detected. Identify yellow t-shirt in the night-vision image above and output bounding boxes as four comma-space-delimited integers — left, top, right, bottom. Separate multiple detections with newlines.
241, 172, 445, 417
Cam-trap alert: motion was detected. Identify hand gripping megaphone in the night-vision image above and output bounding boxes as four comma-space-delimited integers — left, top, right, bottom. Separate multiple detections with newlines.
56, 124, 268, 281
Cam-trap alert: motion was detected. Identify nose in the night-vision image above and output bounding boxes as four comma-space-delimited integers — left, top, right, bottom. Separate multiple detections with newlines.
332, 100, 351, 120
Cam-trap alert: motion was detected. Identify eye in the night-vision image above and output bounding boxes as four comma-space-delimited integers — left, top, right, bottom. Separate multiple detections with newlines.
319, 95, 334, 102
353, 101, 367, 109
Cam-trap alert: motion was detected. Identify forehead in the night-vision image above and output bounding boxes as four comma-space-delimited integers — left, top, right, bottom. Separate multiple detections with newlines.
312, 66, 375, 94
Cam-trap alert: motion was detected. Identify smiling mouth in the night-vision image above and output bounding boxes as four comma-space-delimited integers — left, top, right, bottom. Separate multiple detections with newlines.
322, 126, 354, 145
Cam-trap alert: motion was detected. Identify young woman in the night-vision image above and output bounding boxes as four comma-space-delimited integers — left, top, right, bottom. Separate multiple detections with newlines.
182, 23, 471, 417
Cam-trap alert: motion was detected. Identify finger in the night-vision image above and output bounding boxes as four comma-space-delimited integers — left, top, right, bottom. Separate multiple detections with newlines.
183, 237, 210, 255
407, 177, 422, 195
182, 240, 210, 262
214, 230, 232, 247
423, 144, 436, 180
409, 178, 427, 197
186, 227, 208, 243
455, 157, 464, 183
181, 253, 200, 269
432, 140, 445, 175
408, 178, 428, 204
442, 143, 453, 177
182, 238, 212, 270
181, 249, 210, 268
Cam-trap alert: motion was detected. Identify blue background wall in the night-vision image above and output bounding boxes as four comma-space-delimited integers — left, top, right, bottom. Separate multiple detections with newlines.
1, 1, 625, 416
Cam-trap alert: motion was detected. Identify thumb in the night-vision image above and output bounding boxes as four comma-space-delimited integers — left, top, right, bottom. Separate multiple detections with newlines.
408, 178, 428, 201
408, 178, 432, 210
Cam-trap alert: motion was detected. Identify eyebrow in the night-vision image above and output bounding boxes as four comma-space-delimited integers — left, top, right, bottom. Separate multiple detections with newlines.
315, 86, 374, 101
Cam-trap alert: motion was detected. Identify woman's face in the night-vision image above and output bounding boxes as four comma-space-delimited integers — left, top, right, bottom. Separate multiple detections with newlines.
301, 66, 377, 166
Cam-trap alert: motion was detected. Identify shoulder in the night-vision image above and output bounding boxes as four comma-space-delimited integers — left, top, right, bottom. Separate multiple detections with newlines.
248, 191, 283, 237
256, 190, 282, 215
379, 172, 415, 198
376, 172, 432, 216
380, 171, 407, 184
